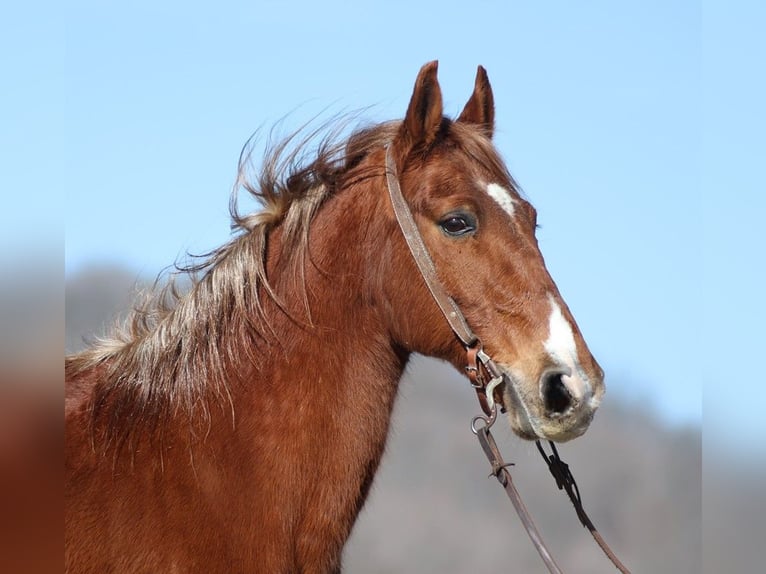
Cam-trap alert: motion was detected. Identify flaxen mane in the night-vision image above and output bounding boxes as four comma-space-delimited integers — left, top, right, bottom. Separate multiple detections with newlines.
65, 119, 399, 447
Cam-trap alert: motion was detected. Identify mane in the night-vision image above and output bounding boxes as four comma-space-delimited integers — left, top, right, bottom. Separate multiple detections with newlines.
65, 115, 511, 447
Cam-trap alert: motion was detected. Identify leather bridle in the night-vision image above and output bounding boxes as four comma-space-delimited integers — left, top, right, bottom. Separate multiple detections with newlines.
384, 146, 503, 419
384, 146, 631, 574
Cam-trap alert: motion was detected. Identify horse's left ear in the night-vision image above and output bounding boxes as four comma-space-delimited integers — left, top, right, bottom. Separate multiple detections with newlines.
457, 65, 495, 138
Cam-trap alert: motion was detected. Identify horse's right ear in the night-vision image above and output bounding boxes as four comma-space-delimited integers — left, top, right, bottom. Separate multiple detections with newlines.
457, 65, 494, 138
394, 61, 444, 159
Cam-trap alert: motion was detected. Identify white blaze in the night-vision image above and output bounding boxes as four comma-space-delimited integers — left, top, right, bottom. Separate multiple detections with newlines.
544, 296, 588, 399
486, 183, 516, 219
544, 298, 577, 361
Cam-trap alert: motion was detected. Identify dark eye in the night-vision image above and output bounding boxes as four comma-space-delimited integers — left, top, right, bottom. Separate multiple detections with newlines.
439, 214, 476, 237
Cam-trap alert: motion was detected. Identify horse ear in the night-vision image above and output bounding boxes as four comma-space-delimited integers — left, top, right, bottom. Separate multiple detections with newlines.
396, 61, 444, 153
457, 65, 494, 138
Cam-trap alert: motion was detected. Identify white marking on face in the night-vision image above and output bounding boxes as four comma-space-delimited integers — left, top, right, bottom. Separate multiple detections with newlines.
544, 298, 577, 361
486, 183, 517, 219
544, 296, 588, 399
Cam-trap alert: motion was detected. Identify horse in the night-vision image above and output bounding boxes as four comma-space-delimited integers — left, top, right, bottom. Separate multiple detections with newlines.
65, 61, 605, 573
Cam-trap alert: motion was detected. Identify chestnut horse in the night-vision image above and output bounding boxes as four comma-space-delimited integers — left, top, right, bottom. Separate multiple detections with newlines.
65, 62, 604, 573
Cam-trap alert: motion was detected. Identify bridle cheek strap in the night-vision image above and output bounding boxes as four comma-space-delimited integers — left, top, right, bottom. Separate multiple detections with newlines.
385, 145, 501, 416
385, 145, 478, 348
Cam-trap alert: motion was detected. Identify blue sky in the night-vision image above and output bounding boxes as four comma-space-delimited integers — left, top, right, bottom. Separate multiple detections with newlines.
5, 2, 764, 442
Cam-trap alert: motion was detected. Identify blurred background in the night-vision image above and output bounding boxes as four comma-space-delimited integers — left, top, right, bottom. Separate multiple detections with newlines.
3, 0, 765, 571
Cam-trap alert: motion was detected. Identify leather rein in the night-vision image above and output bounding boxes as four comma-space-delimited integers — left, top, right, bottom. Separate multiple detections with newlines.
384, 146, 631, 574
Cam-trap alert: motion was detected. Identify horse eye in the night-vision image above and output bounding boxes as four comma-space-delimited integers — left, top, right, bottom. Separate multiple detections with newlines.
439, 214, 475, 236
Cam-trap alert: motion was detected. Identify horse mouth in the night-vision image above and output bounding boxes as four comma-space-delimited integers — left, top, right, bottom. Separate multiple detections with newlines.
500, 375, 541, 440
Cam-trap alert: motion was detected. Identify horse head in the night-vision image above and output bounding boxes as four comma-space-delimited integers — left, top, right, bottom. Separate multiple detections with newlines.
381, 61, 604, 442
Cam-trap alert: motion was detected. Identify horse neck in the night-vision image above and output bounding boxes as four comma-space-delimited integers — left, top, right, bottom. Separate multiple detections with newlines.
253, 175, 408, 421
67, 172, 416, 571
188, 178, 409, 567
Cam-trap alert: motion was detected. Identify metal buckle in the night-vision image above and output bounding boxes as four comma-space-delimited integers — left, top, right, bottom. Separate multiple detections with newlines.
471, 402, 498, 434
465, 364, 484, 389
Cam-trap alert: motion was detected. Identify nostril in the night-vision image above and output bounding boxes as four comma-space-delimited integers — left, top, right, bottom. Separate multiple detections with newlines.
541, 371, 573, 415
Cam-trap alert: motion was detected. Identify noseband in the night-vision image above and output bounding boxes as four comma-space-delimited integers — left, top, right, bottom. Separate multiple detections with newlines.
384, 146, 631, 574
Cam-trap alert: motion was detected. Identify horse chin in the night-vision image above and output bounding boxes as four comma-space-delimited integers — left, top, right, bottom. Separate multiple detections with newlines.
505, 413, 539, 441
